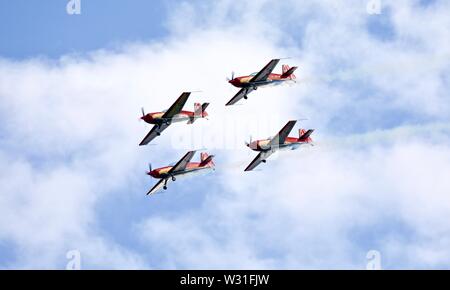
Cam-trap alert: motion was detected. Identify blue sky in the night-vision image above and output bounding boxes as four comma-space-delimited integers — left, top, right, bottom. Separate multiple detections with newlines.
0, 0, 168, 58
1, 0, 450, 269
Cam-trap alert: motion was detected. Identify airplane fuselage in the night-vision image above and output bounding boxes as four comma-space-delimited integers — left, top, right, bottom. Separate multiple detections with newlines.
141, 110, 205, 125
148, 162, 214, 179
229, 73, 295, 89
248, 137, 311, 152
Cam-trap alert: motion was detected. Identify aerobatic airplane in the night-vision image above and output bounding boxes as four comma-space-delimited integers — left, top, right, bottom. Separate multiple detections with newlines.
145, 151, 215, 195
225, 58, 297, 106
139, 92, 209, 146
244, 120, 314, 171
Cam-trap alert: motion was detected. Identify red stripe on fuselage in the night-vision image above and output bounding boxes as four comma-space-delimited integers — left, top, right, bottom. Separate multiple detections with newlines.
285, 137, 301, 143
229, 73, 291, 88
148, 162, 213, 178
249, 137, 311, 151
142, 111, 195, 124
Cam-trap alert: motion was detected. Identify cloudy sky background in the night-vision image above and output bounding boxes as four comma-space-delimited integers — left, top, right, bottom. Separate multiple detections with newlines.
1, 0, 450, 269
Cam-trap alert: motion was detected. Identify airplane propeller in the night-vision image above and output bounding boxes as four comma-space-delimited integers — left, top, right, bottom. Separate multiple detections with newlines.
139, 107, 146, 122
148, 163, 152, 172
226, 71, 235, 81
245, 135, 252, 147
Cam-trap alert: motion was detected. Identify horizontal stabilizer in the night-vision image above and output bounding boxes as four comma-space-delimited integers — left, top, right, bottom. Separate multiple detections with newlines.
299, 129, 314, 141
199, 153, 215, 167
281, 66, 297, 78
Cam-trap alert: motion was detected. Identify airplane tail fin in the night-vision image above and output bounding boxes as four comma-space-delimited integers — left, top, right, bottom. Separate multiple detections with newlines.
188, 103, 209, 124
281, 65, 297, 80
188, 102, 209, 124
199, 152, 215, 167
194, 103, 202, 116
298, 129, 314, 142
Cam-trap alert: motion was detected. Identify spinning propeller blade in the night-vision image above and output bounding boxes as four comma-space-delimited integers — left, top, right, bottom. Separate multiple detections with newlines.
245, 135, 252, 146
227, 71, 235, 81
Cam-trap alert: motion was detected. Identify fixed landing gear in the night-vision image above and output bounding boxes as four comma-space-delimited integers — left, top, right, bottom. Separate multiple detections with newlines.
155, 122, 170, 135
171, 176, 176, 181
155, 125, 162, 136
244, 96, 248, 99
163, 186, 167, 190
262, 160, 267, 163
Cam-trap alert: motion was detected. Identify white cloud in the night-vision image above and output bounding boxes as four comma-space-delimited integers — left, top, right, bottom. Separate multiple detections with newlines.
138, 129, 450, 269
0, 0, 450, 269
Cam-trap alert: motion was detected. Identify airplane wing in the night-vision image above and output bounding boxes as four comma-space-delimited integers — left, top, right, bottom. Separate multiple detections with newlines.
161, 92, 191, 119
146, 178, 171, 195
268, 120, 297, 147
244, 150, 274, 171
249, 59, 280, 83
168, 150, 196, 173
139, 123, 170, 146
225, 87, 253, 106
